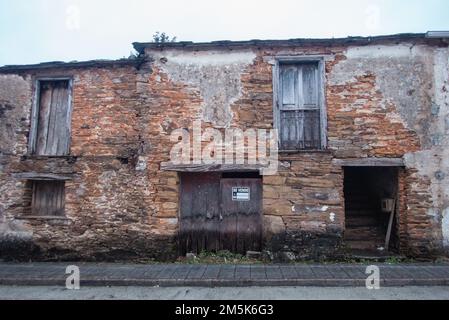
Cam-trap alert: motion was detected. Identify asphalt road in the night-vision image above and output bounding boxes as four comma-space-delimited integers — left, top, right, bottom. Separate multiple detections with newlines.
0, 286, 448, 300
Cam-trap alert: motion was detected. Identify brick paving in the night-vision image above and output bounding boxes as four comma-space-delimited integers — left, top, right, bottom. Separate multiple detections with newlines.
0, 262, 448, 287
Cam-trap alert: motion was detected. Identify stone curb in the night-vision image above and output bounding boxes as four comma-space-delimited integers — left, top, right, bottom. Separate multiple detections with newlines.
1, 277, 449, 287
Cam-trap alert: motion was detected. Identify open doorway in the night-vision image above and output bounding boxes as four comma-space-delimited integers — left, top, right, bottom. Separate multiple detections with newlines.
344, 167, 399, 255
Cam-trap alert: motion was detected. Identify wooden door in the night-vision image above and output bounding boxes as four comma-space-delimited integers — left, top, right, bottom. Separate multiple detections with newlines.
179, 173, 262, 255
219, 178, 262, 253
179, 173, 221, 254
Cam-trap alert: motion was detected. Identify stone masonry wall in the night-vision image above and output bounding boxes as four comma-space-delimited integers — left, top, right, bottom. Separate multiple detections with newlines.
145, 42, 447, 259
0, 65, 178, 261
0, 38, 448, 261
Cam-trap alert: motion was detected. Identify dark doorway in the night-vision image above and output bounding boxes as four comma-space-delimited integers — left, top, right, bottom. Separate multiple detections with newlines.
344, 167, 399, 255
179, 172, 262, 255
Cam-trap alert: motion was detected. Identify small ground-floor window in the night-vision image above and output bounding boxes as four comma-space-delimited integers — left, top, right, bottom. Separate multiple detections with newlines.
30, 180, 65, 217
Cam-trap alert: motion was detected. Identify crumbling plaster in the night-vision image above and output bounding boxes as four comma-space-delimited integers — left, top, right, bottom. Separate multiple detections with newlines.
329, 43, 449, 250
146, 49, 256, 128
0, 74, 33, 245
328, 44, 435, 144
443, 208, 449, 248
0, 74, 32, 155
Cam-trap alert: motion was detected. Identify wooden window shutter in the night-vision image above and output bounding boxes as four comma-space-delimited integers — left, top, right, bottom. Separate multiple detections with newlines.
278, 63, 321, 150
34, 80, 72, 155
31, 181, 65, 216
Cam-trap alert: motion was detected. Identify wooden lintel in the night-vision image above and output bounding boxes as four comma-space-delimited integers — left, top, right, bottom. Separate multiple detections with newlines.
160, 162, 263, 172
332, 158, 404, 167
13, 172, 73, 181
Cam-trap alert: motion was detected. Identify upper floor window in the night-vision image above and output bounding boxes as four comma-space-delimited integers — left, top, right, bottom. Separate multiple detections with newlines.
30, 79, 73, 155
273, 58, 326, 150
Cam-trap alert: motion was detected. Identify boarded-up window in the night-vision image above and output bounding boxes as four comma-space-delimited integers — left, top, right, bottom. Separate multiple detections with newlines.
276, 62, 324, 150
31, 181, 65, 216
32, 80, 72, 155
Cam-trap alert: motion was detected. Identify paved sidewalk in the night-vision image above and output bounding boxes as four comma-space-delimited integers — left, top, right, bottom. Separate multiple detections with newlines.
0, 262, 448, 287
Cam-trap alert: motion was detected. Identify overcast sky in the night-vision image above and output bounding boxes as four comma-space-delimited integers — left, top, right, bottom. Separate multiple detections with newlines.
1, 0, 448, 66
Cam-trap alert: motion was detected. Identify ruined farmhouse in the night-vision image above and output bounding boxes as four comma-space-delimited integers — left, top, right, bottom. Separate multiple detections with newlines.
0, 32, 448, 261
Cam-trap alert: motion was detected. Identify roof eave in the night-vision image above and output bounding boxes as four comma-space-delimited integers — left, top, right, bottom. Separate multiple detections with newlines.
0, 57, 145, 74
132, 33, 431, 53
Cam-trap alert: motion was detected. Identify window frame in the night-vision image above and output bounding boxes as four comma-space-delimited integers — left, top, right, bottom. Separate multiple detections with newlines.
272, 56, 327, 151
29, 77, 74, 156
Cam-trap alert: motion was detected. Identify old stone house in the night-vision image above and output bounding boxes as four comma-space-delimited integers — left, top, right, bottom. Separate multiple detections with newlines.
0, 32, 448, 261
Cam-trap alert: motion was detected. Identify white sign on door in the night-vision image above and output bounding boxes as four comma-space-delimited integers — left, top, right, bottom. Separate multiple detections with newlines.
232, 187, 250, 201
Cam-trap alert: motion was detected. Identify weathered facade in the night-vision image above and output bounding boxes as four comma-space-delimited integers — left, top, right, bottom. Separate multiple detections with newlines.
0, 33, 448, 261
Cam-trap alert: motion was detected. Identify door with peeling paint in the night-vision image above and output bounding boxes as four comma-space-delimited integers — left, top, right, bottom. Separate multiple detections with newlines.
179, 173, 262, 255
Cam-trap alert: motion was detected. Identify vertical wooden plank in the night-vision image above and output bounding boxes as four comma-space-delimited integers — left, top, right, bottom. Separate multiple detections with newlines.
290, 111, 296, 150
302, 64, 318, 107
31, 181, 38, 216
45, 83, 55, 155
35, 83, 53, 155
220, 178, 262, 254
179, 173, 221, 254
33, 181, 41, 216
385, 198, 396, 250
280, 111, 291, 150
241, 178, 262, 252
303, 110, 311, 149
300, 64, 319, 149
47, 182, 53, 216
297, 65, 303, 109
29, 81, 41, 154
280, 66, 297, 108
303, 110, 321, 149
318, 60, 327, 149
64, 79, 73, 155
285, 112, 292, 149
41, 182, 48, 216
55, 181, 62, 216
53, 181, 59, 216
59, 181, 65, 216
47, 81, 65, 155
44, 181, 52, 216
273, 61, 281, 150
313, 110, 321, 148
56, 82, 70, 155
219, 179, 238, 252
32, 181, 45, 216
179, 173, 192, 254
280, 111, 287, 150
297, 110, 304, 149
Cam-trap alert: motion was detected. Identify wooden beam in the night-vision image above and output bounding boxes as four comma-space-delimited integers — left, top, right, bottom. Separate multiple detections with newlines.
385, 198, 397, 250
160, 162, 263, 172
332, 158, 404, 167
13, 172, 73, 181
